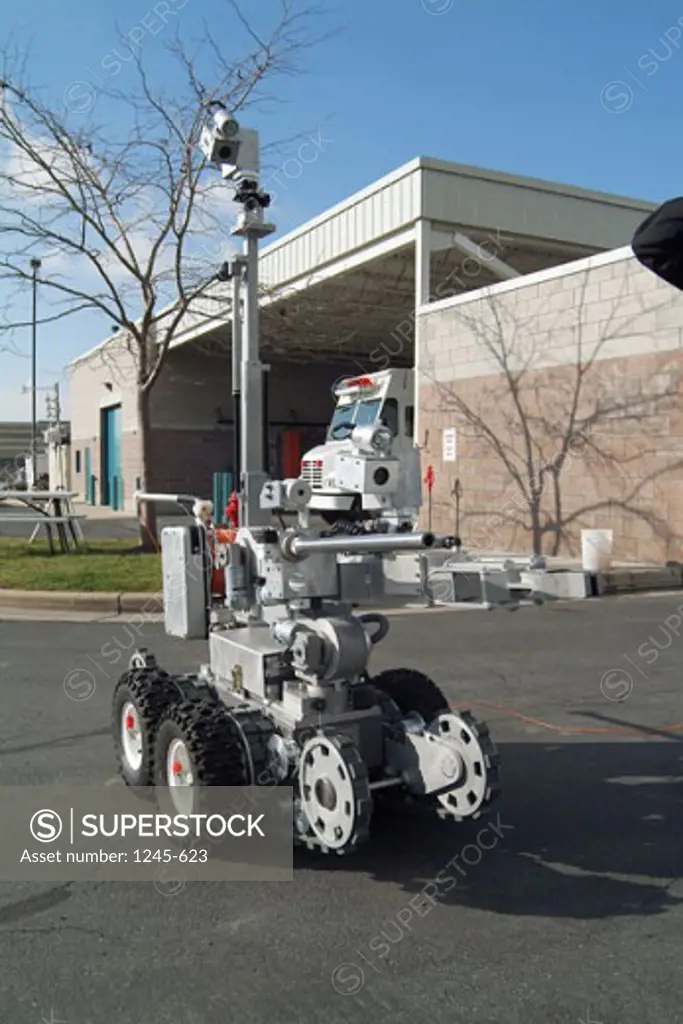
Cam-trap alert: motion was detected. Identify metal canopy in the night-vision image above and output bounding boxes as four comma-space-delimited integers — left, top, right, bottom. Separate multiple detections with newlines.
176, 233, 610, 366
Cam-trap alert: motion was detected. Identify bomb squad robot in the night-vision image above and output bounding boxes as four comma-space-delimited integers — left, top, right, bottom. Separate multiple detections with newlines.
112, 109, 501, 854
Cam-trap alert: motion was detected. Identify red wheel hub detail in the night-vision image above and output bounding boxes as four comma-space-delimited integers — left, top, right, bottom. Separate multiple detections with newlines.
125, 713, 135, 730
172, 761, 183, 775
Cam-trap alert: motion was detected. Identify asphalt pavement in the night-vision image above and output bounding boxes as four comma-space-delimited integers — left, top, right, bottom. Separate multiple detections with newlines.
0, 595, 682, 1023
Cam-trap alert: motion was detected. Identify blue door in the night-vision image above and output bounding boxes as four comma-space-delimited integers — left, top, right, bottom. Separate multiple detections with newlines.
111, 405, 122, 509
212, 472, 233, 524
101, 405, 123, 509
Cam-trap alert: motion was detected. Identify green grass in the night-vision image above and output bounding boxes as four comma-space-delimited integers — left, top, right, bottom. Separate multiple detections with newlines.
0, 538, 162, 592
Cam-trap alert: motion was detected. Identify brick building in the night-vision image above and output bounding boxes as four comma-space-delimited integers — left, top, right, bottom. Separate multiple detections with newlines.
66, 155, 655, 541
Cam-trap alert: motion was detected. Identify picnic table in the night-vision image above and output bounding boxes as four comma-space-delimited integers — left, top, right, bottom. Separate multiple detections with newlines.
0, 490, 85, 553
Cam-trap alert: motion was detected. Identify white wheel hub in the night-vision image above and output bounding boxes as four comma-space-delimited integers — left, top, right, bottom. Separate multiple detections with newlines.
430, 711, 496, 820
121, 702, 143, 773
166, 738, 195, 816
298, 735, 370, 851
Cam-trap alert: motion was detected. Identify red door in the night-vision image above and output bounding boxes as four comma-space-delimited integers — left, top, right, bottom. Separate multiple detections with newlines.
282, 427, 301, 478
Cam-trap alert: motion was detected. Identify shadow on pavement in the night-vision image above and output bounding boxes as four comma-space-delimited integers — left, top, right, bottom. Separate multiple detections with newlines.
296, 740, 683, 920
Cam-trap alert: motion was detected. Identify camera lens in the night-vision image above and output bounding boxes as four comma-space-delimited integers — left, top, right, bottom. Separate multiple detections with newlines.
218, 145, 234, 161
373, 468, 390, 486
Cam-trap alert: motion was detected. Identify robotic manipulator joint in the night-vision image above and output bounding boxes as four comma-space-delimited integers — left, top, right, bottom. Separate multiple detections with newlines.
259, 478, 312, 514
272, 616, 374, 685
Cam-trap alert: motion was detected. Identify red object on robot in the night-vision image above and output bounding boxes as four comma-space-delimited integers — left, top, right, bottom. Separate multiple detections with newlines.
225, 491, 239, 529
212, 502, 238, 596
424, 464, 434, 530
193, 495, 238, 599
208, 491, 240, 596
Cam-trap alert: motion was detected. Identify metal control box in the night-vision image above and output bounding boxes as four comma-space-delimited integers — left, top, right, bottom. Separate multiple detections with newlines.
161, 525, 210, 639
209, 626, 288, 701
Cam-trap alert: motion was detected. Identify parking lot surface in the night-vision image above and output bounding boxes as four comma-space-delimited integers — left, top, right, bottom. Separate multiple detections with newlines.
0, 594, 682, 1023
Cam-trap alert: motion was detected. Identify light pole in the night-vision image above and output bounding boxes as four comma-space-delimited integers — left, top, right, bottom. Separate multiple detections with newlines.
29, 257, 41, 488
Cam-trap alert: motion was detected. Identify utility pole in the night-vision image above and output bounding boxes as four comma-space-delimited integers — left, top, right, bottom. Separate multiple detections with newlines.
29, 257, 41, 488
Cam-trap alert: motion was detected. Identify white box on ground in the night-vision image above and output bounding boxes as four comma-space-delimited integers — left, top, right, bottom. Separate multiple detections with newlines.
581, 529, 613, 572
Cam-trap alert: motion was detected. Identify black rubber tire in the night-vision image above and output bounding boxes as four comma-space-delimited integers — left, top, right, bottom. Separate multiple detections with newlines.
372, 667, 449, 724
153, 699, 251, 789
112, 668, 181, 787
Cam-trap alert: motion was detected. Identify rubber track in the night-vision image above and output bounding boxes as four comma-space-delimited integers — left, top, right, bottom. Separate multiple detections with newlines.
221, 707, 277, 785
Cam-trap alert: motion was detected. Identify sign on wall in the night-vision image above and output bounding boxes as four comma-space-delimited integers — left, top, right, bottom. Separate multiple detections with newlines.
442, 427, 457, 462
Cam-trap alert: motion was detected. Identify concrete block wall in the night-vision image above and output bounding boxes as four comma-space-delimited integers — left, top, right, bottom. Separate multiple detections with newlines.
150, 348, 362, 428
147, 350, 364, 502
121, 433, 143, 504
149, 428, 232, 500
417, 248, 683, 563
67, 336, 139, 506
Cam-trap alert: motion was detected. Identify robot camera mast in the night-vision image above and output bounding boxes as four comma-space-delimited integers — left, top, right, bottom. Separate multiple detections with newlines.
199, 109, 276, 528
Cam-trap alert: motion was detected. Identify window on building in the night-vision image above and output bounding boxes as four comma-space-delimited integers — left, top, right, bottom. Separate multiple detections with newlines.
405, 405, 414, 438
75, 450, 81, 473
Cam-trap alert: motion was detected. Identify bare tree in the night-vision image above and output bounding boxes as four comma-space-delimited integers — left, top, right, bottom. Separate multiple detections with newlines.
421, 268, 683, 557
0, 0, 323, 545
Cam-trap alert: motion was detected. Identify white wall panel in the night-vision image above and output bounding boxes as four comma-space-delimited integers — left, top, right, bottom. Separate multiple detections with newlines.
419, 250, 683, 383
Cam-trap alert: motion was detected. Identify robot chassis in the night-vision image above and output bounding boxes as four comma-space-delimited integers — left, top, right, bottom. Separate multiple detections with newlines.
112, 112, 500, 855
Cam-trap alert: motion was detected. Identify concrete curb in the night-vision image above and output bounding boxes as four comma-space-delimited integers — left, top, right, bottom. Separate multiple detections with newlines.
0, 590, 165, 615
0, 589, 121, 613
118, 593, 164, 614
1, 565, 683, 613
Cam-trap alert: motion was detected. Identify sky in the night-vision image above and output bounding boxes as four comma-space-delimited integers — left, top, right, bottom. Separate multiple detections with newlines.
2, 0, 683, 420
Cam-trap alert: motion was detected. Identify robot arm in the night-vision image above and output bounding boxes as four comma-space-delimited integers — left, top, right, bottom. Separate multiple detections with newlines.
631, 196, 683, 290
